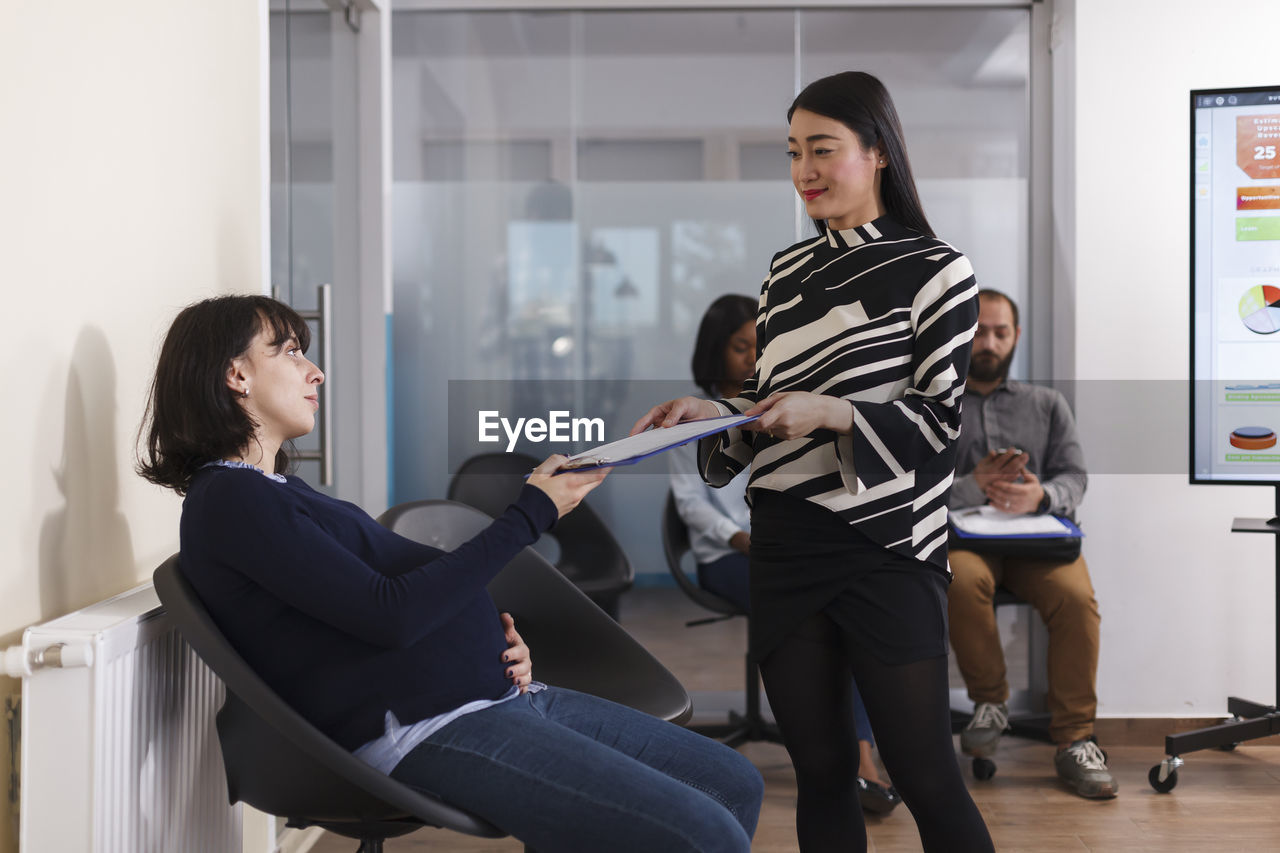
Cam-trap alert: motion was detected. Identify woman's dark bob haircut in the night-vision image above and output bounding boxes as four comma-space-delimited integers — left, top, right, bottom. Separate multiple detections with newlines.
788, 71, 934, 239
137, 295, 311, 495
691, 293, 758, 398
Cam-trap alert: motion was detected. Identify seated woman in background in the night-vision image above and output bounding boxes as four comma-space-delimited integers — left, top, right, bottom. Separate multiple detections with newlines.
668, 294, 899, 815
137, 294, 763, 853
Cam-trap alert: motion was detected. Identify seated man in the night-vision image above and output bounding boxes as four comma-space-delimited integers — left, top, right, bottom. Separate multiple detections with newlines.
948, 289, 1114, 799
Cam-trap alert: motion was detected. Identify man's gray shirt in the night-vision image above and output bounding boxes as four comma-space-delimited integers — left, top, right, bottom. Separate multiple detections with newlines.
949, 379, 1088, 518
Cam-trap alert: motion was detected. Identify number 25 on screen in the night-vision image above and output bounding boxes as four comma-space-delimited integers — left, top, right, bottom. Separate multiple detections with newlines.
1256, 145, 1278, 161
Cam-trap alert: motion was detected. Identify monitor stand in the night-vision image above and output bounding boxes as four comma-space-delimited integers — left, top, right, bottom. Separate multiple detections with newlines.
1149, 485, 1280, 792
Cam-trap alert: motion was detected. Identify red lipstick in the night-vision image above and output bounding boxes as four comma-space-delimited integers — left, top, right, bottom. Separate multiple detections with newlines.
802, 189, 825, 201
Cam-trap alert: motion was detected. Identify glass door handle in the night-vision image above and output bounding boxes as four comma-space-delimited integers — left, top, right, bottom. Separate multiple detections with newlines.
294, 284, 334, 485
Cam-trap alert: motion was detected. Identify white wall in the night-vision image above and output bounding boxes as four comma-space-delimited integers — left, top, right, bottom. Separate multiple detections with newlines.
0, 4, 264, 849
1069, 0, 1280, 717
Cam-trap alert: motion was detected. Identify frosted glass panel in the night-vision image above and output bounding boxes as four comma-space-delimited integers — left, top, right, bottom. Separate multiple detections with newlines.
799, 7, 1031, 375
578, 139, 705, 182
391, 180, 793, 499
390, 7, 1031, 582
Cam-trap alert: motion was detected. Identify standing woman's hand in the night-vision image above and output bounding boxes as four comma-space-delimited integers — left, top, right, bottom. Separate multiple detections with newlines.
629, 397, 722, 436
527, 455, 610, 518
499, 612, 533, 693
744, 391, 854, 440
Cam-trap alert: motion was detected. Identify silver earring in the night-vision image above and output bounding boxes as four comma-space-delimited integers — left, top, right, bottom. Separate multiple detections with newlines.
242, 387, 249, 398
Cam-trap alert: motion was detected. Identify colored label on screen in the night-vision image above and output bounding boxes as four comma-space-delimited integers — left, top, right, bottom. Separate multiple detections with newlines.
1238, 187, 1280, 210
1236, 217, 1280, 241
1237, 115, 1280, 180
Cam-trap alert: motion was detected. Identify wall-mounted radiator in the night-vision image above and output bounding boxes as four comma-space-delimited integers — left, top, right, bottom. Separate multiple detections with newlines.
4, 581, 239, 852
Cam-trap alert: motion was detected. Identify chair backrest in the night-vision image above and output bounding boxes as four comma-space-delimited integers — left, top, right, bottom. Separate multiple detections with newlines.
447, 452, 633, 590
152, 555, 503, 837
379, 499, 690, 724
661, 490, 743, 618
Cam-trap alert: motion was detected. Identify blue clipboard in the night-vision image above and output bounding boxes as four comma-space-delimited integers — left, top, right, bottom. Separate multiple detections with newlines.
553, 414, 760, 473
948, 512, 1082, 562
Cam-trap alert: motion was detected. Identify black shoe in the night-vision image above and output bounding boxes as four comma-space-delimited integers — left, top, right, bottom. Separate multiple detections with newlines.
857, 777, 901, 815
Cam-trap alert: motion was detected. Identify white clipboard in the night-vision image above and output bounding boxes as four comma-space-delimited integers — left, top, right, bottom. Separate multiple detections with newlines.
555, 414, 760, 473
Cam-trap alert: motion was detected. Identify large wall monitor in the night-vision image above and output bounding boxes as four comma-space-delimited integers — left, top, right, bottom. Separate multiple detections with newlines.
1191, 85, 1280, 484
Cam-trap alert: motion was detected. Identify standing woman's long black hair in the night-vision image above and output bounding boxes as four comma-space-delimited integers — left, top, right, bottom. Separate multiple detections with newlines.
788, 71, 934, 239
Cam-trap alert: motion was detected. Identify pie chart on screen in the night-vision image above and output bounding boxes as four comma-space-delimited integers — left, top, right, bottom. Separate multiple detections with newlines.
1238, 285, 1280, 334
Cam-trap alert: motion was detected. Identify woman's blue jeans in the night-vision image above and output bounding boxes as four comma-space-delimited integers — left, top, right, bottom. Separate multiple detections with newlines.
389, 687, 763, 852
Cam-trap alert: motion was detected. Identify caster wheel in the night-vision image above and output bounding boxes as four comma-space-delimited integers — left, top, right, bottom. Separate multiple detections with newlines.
1148, 764, 1178, 793
1217, 715, 1242, 751
972, 757, 996, 781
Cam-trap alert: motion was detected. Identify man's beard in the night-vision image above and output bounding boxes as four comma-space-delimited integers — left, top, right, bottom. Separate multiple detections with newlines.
969, 346, 1015, 382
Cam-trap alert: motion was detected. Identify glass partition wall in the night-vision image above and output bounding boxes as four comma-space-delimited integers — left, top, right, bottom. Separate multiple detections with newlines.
390, 6, 1033, 578
272, 0, 390, 511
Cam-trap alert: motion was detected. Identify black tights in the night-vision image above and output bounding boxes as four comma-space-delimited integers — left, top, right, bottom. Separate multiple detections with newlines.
759, 613, 993, 853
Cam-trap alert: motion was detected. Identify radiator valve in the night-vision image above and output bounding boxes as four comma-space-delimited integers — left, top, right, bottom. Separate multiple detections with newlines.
2, 643, 94, 679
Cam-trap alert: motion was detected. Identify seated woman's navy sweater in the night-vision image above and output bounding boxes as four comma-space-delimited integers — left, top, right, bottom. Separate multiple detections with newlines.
179, 465, 558, 751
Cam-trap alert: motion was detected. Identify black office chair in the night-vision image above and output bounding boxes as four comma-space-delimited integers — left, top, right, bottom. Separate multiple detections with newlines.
661, 491, 782, 748
447, 452, 633, 619
155, 504, 689, 853
379, 499, 690, 724
153, 555, 506, 853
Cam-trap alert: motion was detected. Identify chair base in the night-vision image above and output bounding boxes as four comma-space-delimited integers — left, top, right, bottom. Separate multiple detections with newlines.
689, 709, 785, 749
1006, 711, 1053, 742
288, 817, 424, 853
689, 653, 786, 749
949, 707, 1054, 743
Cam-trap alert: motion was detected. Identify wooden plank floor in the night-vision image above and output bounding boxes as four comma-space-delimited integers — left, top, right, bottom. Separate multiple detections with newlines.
310, 588, 1280, 852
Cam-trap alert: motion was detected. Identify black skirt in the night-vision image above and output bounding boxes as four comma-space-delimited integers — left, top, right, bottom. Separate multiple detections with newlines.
748, 489, 950, 666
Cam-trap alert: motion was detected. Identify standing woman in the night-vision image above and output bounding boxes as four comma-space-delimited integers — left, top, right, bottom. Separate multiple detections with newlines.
669, 293, 900, 816
633, 72, 993, 852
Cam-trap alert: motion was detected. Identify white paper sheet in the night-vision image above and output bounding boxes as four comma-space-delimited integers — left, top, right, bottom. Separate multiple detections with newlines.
949, 505, 1072, 536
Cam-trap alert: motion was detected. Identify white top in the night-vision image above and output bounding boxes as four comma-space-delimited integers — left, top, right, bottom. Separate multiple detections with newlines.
354, 682, 546, 774
669, 435, 750, 565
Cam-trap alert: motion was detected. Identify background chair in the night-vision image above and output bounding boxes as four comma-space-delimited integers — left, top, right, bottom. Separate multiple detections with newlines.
447, 451, 633, 619
379, 499, 690, 723
661, 490, 782, 748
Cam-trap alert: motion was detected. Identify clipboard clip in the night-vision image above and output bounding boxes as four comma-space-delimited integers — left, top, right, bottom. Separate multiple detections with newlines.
560, 457, 610, 470
523, 456, 612, 478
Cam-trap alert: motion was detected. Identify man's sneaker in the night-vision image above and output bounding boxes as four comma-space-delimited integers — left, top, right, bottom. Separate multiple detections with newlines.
960, 702, 1009, 758
1054, 738, 1118, 799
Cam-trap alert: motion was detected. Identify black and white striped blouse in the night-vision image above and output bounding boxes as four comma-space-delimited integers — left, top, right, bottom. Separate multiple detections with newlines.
700, 215, 978, 570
